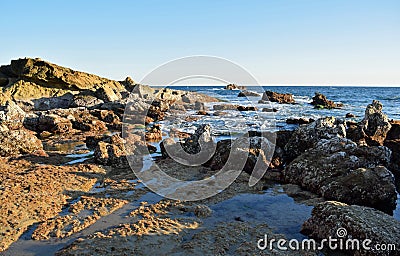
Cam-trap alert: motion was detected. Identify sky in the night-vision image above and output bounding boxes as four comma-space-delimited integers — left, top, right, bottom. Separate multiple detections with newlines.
1, 0, 399, 85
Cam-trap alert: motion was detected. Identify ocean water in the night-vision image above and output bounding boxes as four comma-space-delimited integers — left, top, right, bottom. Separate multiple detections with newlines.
161, 86, 400, 134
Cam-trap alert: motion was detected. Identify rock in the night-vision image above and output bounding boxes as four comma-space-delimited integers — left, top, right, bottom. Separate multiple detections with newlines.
168, 128, 191, 139
38, 114, 74, 134
0, 100, 26, 130
262, 108, 278, 112
130, 84, 155, 99
284, 137, 396, 212
284, 117, 346, 160
213, 111, 228, 116
194, 205, 212, 218
386, 120, 400, 141
89, 109, 121, 130
361, 100, 392, 146
311, 92, 343, 109
145, 124, 162, 141
286, 117, 314, 125
237, 90, 261, 97
71, 110, 107, 132
194, 101, 207, 111
95, 87, 121, 102
261, 91, 295, 104
0, 58, 126, 103
196, 110, 208, 115
347, 100, 392, 146
346, 112, 356, 118
0, 129, 43, 156
94, 133, 148, 168
120, 77, 136, 91
301, 201, 400, 256
225, 84, 245, 90
206, 135, 275, 177
237, 106, 258, 111
70, 93, 104, 108
213, 104, 239, 111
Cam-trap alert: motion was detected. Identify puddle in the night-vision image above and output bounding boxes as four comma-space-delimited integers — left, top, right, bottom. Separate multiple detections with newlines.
208, 185, 313, 240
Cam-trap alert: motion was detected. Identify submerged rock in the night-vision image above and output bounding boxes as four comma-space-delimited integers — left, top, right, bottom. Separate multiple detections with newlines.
260, 91, 295, 104
302, 201, 400, 256
311, 92, 343, 109
284, 137, 396, 212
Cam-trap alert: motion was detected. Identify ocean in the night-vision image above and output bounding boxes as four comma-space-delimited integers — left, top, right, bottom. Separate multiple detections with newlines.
158, 86, 400, 135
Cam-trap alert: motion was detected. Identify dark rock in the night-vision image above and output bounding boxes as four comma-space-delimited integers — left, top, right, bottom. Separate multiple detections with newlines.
262, 108, 278, 112
38, 114, 74, 134
213, 104, 239, 111
237, 106, 258, 111
284, 117, 346, 161
284, 137, 396, 212
237, 90, 261, 97
302, 201, 400, 256
261, 91, 295, 104
311, 92, 343, 109
347, 100, 392, 146
286, 117, 314, 125
196, 110, 209, 115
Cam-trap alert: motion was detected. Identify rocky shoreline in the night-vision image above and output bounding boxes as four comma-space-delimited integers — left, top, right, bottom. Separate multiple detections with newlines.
0, 58, 399, 255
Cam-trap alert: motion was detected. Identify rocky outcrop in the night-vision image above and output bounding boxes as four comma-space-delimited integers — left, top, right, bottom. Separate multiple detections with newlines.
284, 137, 396, 212
284, 117, 346, 160
260, 91, 295, 104
302, 201, 400, 256
237, 90, 260, 97
347, 100, 392, 146
311, 92, 343, 109
0, 58, 127, 107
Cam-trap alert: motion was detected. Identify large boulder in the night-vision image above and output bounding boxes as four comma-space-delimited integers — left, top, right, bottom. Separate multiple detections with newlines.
355, 100, 392, 146
284, 117, 346, 161
302, 201, 400, 256
311, 92, 343, 109
260, 91, 295, 104
284, 137, 396, 212
0, 128, 43, 157
0, 58, 127, 103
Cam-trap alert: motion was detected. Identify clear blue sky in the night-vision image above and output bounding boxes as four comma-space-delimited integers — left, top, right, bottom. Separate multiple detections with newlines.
1, 0, 399, 85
